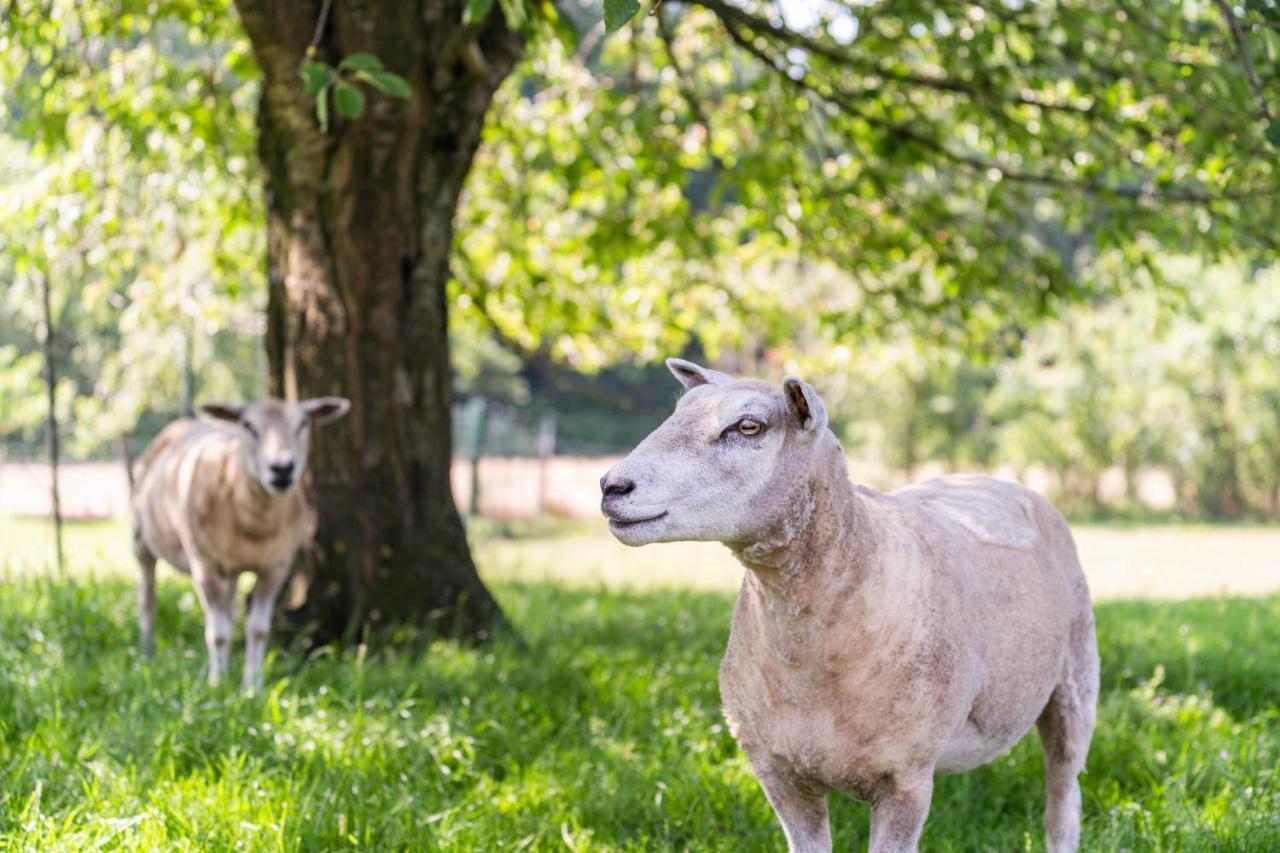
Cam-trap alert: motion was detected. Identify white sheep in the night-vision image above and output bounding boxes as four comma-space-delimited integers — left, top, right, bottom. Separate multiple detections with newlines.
601, 360, 1098, 853
131, 397, 350, 689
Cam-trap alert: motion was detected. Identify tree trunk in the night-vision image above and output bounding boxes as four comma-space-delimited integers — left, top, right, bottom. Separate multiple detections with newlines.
233, 0, 522, 642
1199, 364, 1245, 520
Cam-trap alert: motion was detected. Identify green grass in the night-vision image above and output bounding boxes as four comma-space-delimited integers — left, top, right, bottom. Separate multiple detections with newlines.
1, 523, 1278, 850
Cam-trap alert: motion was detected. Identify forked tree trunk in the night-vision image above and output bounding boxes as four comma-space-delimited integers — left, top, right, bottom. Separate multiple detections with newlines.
233, 0, 522, 641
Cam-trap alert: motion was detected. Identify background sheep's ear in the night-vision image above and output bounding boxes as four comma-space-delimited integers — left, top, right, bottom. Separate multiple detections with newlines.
666, 358, 732, 389
782, 377, 828, 435
201, 403, 244, 422
302, 396, 352, 424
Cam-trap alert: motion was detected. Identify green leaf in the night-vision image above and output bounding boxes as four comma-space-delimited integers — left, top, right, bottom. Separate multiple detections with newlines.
358, 70, 412, 99
496, 0, 527, 30
315, 89, 329, 132
464, 0, 495, 25
603, 0, 640, 32
300, 60, 334, 95
338, 52, 384, 72
543, 0, 579, 52
227, 45, 259, 79
334, 82, 366, 120
1266, 121, 1280, 149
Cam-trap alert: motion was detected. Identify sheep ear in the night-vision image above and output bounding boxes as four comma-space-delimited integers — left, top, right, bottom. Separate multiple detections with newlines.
666, 358, 731, 389
301, 396, 351, 424
201, 403, 245, 422
782, 377, 828, 435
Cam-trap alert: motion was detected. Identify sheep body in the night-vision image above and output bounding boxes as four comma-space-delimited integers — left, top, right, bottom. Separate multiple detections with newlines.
601, 361, 1098, 853
131, 397, 347, 688
720, 451, 1097, 849
133, 420, 314, 575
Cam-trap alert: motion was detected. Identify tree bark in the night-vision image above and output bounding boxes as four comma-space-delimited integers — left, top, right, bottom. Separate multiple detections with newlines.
233, 0, 522, 642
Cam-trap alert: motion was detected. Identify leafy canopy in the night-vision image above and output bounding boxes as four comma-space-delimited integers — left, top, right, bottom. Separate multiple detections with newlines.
3, 0, 1279, 448
459, 0, 1279, 369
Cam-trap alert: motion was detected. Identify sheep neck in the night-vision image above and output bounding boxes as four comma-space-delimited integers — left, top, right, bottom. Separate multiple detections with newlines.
727, 434, 866, 604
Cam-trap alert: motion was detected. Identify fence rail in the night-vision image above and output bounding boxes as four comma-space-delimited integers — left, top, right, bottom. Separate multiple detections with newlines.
3, 397, 1188, 522
2, 454, 1187, 523
0, 455, 621, 522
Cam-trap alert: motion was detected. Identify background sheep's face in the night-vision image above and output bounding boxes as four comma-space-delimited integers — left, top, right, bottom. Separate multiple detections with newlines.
601, 360, 828, 547
202, 397, 351, 494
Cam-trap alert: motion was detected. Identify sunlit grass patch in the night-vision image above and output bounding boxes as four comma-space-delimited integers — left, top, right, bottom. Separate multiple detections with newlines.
5, 514, 1280, 601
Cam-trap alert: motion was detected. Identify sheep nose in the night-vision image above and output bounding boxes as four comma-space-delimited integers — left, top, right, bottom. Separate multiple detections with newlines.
600, 473, 635, 498
270, 461, 295, 479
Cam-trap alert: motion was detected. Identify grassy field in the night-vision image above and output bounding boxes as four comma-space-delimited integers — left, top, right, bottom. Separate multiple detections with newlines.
6, 516, 1280, 599
1, 518, 1278, 850
474, 520, 1280, 601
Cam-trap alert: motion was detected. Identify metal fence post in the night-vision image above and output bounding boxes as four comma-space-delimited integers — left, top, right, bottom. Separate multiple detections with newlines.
536, 413, 557, 515
464, 397, 488, 517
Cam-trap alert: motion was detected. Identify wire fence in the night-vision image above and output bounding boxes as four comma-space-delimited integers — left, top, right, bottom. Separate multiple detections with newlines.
1, 398, 626, 522
451, 397, 625, 518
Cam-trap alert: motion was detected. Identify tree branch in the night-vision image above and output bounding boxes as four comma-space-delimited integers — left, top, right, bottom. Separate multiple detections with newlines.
454, 251, 668, 415
655, 6, 724, 168
1115, 0, 1228, 52
692, 0, 1092, 115
697, 0, 1215, 160
712, 10, 1277, 207
1214, 0, 1272, 123
308, 0, 334, 53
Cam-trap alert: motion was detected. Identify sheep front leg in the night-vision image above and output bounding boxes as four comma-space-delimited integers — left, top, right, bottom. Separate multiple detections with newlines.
242, 565, 289, 693
193, 568, 237, 686
867, 778, 933, 853
755, 769, 832, 853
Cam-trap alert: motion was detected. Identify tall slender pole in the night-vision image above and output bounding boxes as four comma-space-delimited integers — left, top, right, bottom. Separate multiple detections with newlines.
175, 237, 195, 416
536, 413, 556, 516
467, 398, 488, 518
181, 322, 195, 417
39, 272, 65, 576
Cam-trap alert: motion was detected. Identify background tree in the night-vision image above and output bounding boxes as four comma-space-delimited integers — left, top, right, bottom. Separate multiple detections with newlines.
224, 0, 524, 640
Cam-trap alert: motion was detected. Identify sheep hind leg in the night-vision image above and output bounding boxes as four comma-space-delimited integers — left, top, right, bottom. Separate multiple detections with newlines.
133, 527, 158, 658
1037, 615, 1100, 853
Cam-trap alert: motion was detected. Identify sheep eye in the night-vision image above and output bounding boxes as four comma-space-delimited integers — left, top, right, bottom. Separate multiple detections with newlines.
241, 422, 259, 439
737, 419, 763, 436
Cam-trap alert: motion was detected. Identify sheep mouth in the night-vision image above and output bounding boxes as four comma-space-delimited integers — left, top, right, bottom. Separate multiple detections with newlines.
607, 511, 668, 528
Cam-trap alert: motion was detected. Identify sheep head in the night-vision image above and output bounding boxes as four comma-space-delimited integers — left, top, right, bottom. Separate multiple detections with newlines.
601, 359, 829, 547
200, 397, 351, 495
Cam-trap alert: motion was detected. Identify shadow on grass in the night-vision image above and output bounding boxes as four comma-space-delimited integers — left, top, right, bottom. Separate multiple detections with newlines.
0, 574, 1277, 850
